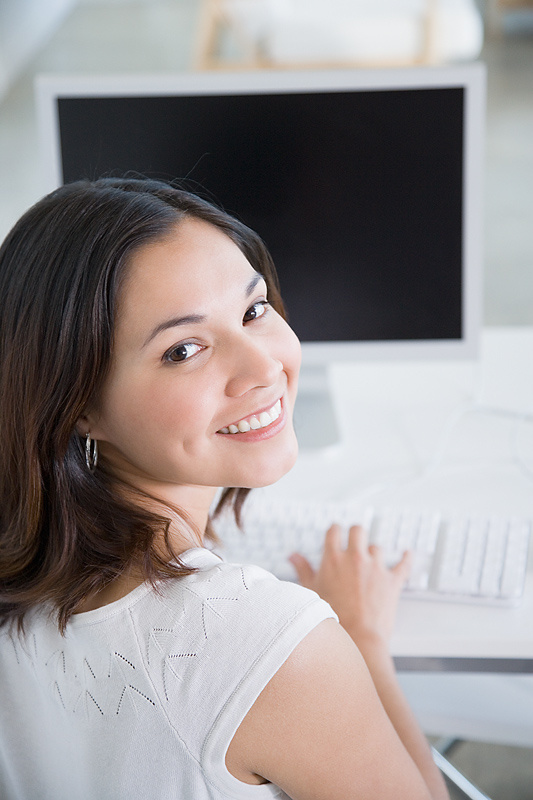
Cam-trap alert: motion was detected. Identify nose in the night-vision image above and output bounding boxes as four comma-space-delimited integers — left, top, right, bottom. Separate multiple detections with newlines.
224, 332, 283, 398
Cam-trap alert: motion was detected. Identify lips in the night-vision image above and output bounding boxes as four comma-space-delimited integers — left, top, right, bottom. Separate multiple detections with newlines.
217, 399, 282, 434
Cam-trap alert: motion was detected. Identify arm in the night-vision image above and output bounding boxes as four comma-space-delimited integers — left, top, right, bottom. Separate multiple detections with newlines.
225, 525, 449, 800
289, 524, 449, 800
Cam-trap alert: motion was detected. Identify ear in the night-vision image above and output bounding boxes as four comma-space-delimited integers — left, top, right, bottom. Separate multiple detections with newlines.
75, 415, 89, 437
75, 410, 102, 439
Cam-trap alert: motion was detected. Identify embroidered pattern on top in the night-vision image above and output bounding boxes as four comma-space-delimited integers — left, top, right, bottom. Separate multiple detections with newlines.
13, 561, 252, 722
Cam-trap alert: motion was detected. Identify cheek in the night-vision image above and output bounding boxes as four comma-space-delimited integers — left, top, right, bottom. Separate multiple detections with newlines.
100, 371, 217, 448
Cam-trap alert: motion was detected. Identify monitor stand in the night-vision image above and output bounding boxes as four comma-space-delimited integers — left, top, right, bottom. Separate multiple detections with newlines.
292, 365, 341, 450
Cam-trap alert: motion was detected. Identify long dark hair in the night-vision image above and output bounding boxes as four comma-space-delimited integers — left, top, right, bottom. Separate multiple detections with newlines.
0, 178, 285, 632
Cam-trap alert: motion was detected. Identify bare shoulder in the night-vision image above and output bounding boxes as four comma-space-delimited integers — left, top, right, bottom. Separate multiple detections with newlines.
226, 618, 432, 800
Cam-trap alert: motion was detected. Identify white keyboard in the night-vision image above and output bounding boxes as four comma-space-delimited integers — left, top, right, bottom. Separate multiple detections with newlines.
213, 499, 531, 607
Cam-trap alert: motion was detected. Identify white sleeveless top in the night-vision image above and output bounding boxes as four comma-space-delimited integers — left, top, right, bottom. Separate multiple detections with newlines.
0, 548, 336, 799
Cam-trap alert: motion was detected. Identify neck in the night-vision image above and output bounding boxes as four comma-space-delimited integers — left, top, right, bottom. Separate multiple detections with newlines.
126, 481, 219, 554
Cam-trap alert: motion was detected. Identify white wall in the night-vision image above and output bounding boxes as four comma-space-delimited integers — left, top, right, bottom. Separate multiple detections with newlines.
0, 0, 78, 101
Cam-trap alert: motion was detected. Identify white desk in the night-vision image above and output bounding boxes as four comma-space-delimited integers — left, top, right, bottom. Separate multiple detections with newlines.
265, 327, 533, 744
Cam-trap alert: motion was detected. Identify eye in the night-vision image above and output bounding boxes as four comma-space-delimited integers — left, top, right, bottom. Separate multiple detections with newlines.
163, 342, 203, 363
243, 300, 269, 323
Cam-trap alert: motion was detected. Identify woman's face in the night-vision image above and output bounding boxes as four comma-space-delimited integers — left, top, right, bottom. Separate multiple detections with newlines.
84, 218, 301, 506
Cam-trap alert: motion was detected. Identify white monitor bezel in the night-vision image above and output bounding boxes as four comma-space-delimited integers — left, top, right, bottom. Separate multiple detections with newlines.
36, 64, 486, 363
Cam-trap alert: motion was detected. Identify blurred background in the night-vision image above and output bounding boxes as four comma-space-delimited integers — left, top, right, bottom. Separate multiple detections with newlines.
0, 0, 531, 326
0, 2, 532, 797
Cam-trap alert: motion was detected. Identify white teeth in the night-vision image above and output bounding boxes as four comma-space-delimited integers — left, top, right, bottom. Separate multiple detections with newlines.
219, 399, 282, 434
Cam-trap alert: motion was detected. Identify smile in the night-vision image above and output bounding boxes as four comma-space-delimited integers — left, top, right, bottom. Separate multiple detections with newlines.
218, 399, 282, 434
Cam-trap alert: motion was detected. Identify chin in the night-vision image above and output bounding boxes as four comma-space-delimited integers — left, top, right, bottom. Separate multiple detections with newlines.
242, 434, 299, 489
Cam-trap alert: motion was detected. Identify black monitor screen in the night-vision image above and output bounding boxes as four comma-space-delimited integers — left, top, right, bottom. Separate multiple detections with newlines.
58, 87, 464, 343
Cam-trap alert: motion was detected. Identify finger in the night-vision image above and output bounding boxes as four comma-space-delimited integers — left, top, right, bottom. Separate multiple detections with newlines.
391, 550, 412, 583
323, 524, 342, 553
288, 552, 315, 588
368, 543, 384, 563
347, 524, 368, 554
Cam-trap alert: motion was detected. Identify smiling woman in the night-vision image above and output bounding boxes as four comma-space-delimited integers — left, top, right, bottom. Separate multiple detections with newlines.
0, 178, 292, 623
86, 216, 300, 503
0, 178, 447, 800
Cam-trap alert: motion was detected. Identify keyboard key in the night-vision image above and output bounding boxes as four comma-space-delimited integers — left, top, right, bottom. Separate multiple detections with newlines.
500, 521, 530, 599
415, 512, 441, 554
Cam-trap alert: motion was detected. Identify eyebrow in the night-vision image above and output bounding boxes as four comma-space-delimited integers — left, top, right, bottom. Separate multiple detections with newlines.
142, 271, 264, 348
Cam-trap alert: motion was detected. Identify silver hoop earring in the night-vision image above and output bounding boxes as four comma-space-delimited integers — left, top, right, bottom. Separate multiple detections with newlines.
85, 432, 98, 473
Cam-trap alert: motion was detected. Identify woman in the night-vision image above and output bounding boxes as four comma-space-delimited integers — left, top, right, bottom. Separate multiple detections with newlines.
0, 178, 448, 799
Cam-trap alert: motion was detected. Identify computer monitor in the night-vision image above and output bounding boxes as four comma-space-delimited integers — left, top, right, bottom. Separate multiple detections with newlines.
36, 65, 485, 447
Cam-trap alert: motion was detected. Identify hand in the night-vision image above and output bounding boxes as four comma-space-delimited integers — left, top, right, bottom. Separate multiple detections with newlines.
289, 525, 412, 647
